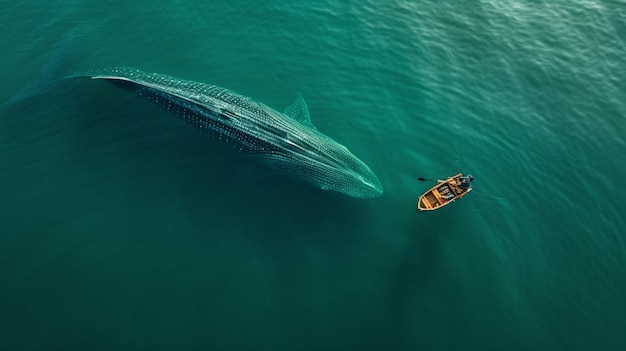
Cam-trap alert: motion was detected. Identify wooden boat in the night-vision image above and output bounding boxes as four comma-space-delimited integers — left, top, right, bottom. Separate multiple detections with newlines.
417, 173, 474, 212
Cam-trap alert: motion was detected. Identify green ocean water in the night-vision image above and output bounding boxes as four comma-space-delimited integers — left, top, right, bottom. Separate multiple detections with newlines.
1, 1, 625, 350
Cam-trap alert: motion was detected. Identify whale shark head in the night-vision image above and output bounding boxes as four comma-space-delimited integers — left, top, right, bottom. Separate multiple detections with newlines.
269, 130, 383, 199
264, 95, 383, 199
319, 143, 383, 199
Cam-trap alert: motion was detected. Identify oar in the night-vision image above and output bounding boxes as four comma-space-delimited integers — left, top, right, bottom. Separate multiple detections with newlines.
417, 177, 436, 182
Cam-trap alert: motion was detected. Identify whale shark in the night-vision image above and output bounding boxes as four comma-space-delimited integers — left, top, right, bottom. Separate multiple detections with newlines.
74, 67, 383, 198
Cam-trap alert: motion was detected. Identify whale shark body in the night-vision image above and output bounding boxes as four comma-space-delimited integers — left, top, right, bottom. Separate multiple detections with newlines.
80, 68, 382, 198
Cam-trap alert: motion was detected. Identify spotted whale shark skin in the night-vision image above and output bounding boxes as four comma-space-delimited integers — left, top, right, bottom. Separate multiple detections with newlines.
82, 67, 383, 199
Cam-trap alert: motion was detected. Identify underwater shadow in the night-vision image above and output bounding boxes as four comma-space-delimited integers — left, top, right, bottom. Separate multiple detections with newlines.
388, 213, 447, 332
60, 82, 372, 252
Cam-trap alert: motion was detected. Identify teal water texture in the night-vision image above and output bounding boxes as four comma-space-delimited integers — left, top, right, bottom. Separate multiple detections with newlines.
1, 1, 625, 350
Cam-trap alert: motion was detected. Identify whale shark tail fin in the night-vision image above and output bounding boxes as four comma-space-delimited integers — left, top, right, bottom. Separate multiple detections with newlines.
5, 30, 76, 105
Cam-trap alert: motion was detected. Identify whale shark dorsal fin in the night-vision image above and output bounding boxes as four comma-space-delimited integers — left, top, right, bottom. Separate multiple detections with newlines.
284, 94, 315, 129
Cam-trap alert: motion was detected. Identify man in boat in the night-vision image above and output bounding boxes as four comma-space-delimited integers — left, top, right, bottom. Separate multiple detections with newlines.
458, 174, 474, 189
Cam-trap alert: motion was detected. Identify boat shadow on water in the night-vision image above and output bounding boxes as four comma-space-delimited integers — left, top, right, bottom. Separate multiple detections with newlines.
387, 205, 480, 336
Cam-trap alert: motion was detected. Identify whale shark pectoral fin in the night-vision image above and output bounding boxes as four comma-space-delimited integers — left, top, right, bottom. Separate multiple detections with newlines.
283, 93, 315, 130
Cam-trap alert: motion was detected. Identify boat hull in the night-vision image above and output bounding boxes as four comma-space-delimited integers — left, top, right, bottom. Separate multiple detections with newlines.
417, 173, 472, 211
